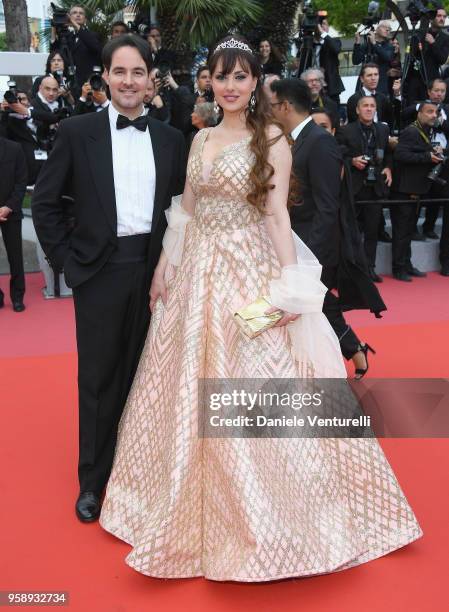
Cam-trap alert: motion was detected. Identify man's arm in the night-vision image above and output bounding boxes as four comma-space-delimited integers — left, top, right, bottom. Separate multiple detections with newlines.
429, 31, 449, 64
31, 120, 73, 270
374, 41, 394, 63
77, 27, 102, 55
352, 42, 366, 65
307, 134, 341, 264
394, 128, 432, 164
322, 35, 341, 56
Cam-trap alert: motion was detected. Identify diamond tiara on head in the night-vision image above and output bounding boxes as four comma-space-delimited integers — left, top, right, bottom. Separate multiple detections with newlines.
214, 38, 253, 54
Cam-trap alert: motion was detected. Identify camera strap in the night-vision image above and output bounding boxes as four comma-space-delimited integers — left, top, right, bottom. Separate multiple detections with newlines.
358, 121, 377, 157
413, 120, 431, 145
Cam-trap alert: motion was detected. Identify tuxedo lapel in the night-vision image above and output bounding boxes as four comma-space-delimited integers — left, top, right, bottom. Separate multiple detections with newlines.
147, 117, 171, 231
292, 119, 315, 155
86, 108, 117, 234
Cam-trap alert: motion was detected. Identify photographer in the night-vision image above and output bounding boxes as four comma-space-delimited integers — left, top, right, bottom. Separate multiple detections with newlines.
301, 68, 339, 120
194, 66, 212, 102
31, 51, 75, 106
144, 70, 169, 123
146, 26, 176, 71
50, 4, 102, 95
338, 96, 392, 283
353, 21, 394, 95
154, 68, 196, 137
296, 10, 344, 104
30, 76, 72, 143
404, 4, 449, 105
390, 101, 444, 280
110, 21, 128, 39
75, 78, 109, 115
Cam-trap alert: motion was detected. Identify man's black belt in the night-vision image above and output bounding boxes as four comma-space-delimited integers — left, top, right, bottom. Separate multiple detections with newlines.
108, 232, 151, 263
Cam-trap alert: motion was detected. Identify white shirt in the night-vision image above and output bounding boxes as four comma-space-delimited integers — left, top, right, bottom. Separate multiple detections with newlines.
434, 106, 448, 149
291, 116, 313, 141
108, 103, 156, 237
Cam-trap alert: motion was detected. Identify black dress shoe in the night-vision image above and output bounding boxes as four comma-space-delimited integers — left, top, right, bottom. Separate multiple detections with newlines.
407, 267, 427, 278
75, 492, 101, 523
423, 230, 439, 239
369, 268, 383, 283
411, 231, 426, 241
378, 230, 392, 243
393, 271, 412, 282
12, 301, 25, 312
441, 265, 449, 277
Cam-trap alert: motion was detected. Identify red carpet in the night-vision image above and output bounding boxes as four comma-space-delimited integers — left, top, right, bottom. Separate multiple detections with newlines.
0, 271, 448, 611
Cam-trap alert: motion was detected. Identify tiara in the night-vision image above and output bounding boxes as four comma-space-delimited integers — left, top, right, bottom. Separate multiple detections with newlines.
214, 38, 253, 54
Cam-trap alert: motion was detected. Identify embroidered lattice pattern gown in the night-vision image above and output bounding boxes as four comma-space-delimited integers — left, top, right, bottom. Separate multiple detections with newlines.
99, 128, 422, 581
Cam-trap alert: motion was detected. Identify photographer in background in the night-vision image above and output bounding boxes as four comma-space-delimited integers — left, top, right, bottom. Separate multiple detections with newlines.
301, 68, 339, 120
338, 96, 392, 283
404, 4, 449, 105
155, 67, 196, 137
110, 21, 128, 39
146, 26, 176, 71
0, 136, 28, 312
194, 66, 212, 101
31, 51, 75, 106
346, 63, 393, 126
75, 77, 109, 115
390, 101, 445, 280
50, 4, 102, 96
353, 21, 394, 95
144, 70, 169, 122
296, 10, 344, 104
30, 75, 73, 145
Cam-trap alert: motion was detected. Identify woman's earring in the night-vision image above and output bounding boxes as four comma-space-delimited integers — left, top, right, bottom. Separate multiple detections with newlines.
213, 98, 220, 114
249, 91, 256, 113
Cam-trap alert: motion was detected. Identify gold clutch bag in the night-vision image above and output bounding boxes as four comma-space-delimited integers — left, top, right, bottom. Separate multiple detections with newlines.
234, 296, 283, 339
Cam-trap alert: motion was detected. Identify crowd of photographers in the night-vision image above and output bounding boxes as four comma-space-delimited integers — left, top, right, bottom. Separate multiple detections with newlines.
1, 1, 449, 311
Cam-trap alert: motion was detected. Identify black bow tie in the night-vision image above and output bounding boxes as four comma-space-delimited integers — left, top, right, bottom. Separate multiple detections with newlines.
116, 114, 148, 132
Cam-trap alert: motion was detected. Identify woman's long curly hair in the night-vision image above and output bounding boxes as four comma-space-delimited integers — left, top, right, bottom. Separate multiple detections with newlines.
208, 36, 284, 213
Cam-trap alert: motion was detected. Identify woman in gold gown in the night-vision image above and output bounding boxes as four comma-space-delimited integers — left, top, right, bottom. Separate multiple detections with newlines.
99, 37, 422, 582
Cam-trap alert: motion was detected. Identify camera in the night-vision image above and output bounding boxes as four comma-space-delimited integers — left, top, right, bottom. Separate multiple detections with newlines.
362, 1, 381, 28
407, 0, 439, 25
428, 147, 448, 184
3, 80, 18, 105
362, 155, 378, 183
89, 66, 103, 92
50, 2, 69, 31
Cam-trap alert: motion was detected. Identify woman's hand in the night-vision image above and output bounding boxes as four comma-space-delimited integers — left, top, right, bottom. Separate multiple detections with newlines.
265, 306, 299, 327
149, 270, 167, 312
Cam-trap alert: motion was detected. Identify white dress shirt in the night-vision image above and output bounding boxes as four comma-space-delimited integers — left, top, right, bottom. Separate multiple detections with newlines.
108, 103, 156, 237
291, 116, 313, 141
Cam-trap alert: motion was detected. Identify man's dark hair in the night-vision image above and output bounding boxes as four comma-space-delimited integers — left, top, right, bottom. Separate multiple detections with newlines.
102, 34, 153, 73
148, 25, 161, 35
270, 78, 312, 114
196, 65, 209, 79
428, 78, 446, 91
111, 21, 128, 32
360, 62, 380, 77
310, 107, 338, 130
418, 99, 439, 111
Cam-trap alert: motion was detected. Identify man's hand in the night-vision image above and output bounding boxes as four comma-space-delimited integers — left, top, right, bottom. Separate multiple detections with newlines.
368, 32, 376, 45
81, 82, 92, 98
352, 156, 368, 170
381, 167, 393, 187
1, 100, 9, 112
431, 152, 442, 163
392, 78, 401, 97
0, 206, 12, 222
425, 32, 436, 45
149, 270, 167, 312
8, 102, 29, 116
92, 90, 108, 105
163, 72, 178, 90
355, 32, 361, 44
152, 94, 164, 109
265, 305, 299, 327
69, 15, 80, 30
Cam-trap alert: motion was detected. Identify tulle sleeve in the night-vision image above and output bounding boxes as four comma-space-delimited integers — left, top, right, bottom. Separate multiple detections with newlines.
162, 194, 193, 266
269, 231, 347, 378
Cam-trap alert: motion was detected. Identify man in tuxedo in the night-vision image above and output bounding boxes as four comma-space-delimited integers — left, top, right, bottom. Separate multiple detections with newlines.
268, 78, 383, 372
337, 96, 392, 282
346, 63, 394, 126
390, 101, 442, 280
402, 78, 449, 239
0, 137, 28, 312
32, 34, 187, 522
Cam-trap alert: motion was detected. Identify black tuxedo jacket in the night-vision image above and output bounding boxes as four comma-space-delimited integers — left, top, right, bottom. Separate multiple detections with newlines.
346, 90, 392, 126
423, 30, 449, 82
337, 121, 392, 197
318, 35, 345, 97
290, 120, 341, 268
32, 109, 187, 287
0, 137, 28, 220
0, 111, 40, 184
51, 28, 102, 88
392, 124, 434, 195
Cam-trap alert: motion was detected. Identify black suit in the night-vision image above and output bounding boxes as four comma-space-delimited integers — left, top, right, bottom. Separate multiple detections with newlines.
337, 121, 391, 269
352, 40, 394, 95
291, 120, 362, 359
0, 137, 28, 304
297, 35, 344, 100
405, 29, 449, 104
0, 111, 41, 184
32, 108, 187, 493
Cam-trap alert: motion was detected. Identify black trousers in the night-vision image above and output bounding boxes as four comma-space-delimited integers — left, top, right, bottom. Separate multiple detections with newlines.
321, 266, 361, 361
72, 236, 151, 494
390, 194, 419, 273
355, 186, 383, 269
0, 219, 25, 303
